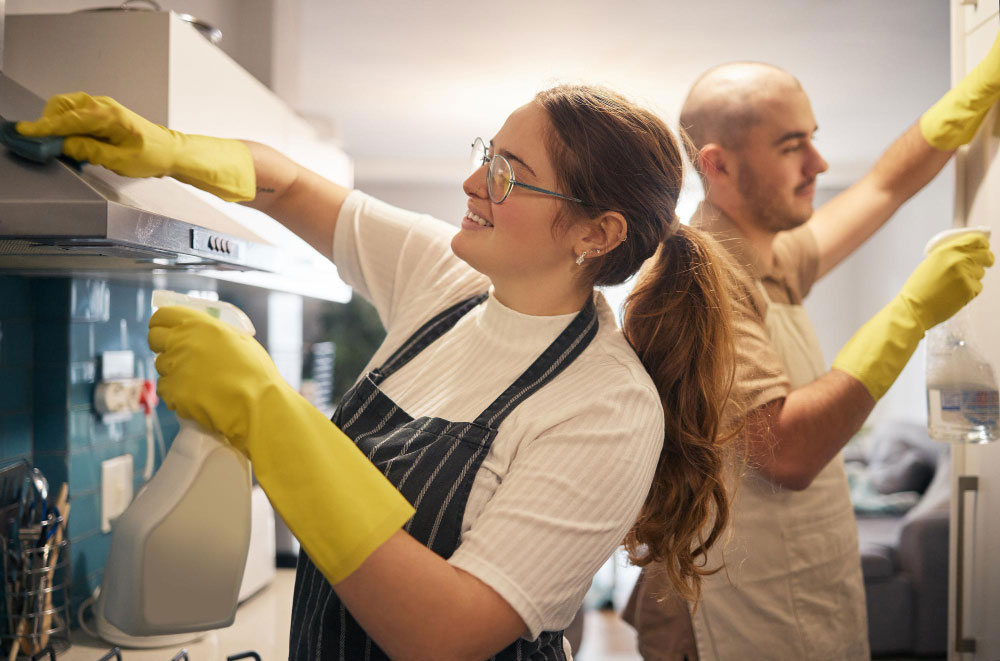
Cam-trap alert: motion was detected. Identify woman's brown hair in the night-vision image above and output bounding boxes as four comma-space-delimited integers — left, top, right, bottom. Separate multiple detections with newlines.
536, 85, 737, 601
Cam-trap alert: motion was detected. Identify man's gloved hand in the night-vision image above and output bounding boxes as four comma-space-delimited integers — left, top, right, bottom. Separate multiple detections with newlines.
148, 306, 414, 584
833, 233, 994, 401
922, 30, 1000, 150
16, 92, 255, 202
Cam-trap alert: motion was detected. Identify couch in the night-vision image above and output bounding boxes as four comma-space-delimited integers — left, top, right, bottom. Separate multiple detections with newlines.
850, 420, 950, 658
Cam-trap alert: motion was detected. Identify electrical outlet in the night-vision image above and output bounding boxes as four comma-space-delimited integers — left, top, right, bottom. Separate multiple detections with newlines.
94, 379, 143, 417
101, 454, 134, 533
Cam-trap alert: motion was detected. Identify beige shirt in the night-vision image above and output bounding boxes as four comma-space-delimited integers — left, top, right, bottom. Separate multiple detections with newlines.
691, 201, 821, 412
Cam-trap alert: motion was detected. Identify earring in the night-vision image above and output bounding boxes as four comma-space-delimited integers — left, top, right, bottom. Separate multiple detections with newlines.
594, 249, 601, 254
575, 251, 587, 266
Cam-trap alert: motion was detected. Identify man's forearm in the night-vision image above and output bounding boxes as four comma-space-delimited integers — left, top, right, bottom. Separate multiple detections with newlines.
867, 122, 955, 202
811, 123, 954, 278
747, 370, 875, 491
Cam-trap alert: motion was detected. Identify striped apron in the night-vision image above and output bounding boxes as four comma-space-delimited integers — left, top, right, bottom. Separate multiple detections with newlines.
289, 292, 599, 660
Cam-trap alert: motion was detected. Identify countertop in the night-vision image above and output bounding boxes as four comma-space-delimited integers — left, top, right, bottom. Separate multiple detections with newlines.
61, 568, 295, 660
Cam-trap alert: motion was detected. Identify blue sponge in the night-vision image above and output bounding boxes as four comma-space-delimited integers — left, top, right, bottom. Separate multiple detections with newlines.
0, 121, 65, 164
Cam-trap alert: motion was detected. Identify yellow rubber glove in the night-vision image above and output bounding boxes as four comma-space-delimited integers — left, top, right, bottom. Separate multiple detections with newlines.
833, 233, 994, 401
16, 92, 255, 202
148, 306, 414, 584
921, 30, 1000, 150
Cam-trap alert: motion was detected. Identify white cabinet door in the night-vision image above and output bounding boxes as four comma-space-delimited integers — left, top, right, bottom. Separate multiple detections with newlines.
950, 7, 1000, 660
963, 0, 1000, 35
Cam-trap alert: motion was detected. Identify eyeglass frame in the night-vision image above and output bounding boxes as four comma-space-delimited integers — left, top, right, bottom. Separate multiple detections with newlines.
471, 137, 591, 206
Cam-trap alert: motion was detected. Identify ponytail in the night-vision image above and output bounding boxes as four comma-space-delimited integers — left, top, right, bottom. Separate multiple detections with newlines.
622, 224, 738, 602
534, 84, 738, 602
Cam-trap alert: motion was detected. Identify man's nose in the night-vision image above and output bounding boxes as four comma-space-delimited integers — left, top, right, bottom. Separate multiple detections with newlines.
806, 143, 829, 176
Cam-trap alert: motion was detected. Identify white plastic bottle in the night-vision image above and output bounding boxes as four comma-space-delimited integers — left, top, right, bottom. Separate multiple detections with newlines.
924, 227, 998, 444
95, 291, 255, 646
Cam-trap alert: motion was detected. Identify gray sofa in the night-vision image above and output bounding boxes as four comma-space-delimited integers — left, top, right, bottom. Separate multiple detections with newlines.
852, 421, 949, 658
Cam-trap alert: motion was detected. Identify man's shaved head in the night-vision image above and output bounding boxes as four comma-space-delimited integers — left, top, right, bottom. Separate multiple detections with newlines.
681, 62, 826, 232
681, 62, 804, 157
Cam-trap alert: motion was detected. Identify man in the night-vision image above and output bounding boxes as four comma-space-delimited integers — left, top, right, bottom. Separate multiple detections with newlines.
624, 34, 999, 661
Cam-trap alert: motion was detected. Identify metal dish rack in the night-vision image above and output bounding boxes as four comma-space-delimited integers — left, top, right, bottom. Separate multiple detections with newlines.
1, 513, 70, 659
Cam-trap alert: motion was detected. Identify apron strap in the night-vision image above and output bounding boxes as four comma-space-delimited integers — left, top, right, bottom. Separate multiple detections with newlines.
476, 296, 599, 430
376, 293, 488, 381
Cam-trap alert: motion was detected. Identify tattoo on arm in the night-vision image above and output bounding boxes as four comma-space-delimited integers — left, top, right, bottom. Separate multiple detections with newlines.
256, 186, 276, 194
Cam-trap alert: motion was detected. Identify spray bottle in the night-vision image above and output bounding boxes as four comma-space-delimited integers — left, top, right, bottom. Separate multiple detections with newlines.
94, 291, 255, 647
925, 227, 999, 444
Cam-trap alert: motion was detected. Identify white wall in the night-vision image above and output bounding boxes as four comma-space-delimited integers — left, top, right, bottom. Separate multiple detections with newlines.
355, 180, 467, 226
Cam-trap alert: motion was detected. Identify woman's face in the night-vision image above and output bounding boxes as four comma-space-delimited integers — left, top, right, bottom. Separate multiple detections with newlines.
452, 102, 582, 291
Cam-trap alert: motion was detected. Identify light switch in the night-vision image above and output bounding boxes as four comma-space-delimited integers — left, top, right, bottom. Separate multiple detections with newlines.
101, 455, 134, 533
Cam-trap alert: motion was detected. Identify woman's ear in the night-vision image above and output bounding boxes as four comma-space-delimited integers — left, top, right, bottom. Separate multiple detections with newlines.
574, 211, 628, 258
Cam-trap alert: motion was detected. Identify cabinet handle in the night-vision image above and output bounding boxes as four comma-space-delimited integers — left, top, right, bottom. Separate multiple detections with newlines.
956, 475, 978, 653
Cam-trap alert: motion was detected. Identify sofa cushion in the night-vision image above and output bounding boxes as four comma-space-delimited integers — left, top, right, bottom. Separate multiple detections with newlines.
865, 421, 941, 495
860, 542, 896, 579
847, 461, 921, 516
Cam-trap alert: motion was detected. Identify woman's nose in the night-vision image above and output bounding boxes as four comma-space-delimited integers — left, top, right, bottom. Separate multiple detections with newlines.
463, 163, 489, 199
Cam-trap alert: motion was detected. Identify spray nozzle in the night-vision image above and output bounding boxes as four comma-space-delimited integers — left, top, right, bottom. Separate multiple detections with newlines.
150, 290, 255, 335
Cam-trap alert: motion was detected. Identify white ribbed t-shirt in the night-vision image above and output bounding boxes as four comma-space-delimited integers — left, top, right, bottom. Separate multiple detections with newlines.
333, 191, 664, 639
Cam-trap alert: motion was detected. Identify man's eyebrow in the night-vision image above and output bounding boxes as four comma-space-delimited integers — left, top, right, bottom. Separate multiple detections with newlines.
490, 139, 537, 177
773, 127, 819, 146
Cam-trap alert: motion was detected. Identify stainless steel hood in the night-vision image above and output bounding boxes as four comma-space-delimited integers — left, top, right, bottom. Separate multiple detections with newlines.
0, 72, 279, 275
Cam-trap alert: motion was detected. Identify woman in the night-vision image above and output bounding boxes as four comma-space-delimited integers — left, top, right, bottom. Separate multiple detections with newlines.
19, 85, 735, 659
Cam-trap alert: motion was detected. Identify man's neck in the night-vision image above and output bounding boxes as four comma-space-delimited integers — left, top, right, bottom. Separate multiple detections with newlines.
708, 196, 777, 269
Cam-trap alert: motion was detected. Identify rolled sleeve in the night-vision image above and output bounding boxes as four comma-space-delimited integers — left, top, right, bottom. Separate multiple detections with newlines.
730, 280, 792, 416
333, 191, 465, 328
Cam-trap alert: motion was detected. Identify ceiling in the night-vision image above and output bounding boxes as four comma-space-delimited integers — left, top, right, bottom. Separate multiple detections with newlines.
286, 0, 950, 187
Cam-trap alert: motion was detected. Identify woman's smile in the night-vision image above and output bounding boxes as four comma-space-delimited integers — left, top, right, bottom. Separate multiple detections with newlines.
462, 209, 494, 229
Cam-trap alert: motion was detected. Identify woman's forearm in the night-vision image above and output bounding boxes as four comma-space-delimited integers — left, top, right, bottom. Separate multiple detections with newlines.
332, 530, 527, 660
240, 140, 353, 261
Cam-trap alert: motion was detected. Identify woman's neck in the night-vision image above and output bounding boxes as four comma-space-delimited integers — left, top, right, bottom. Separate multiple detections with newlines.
491, 274, 592, 316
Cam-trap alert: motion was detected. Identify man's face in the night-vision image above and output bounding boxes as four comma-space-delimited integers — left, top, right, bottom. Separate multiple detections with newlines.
731, 89, 828, 232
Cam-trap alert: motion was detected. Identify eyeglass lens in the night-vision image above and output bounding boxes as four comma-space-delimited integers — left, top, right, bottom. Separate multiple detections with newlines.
470, 138, 513, 204
488, 155, 513, 204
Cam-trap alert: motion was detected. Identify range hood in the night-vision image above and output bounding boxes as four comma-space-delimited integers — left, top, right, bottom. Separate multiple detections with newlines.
0, 72, 279, 274
0, 9, 352, 302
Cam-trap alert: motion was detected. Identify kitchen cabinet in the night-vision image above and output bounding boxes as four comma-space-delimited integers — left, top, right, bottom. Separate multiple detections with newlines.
948, 3, 1000, 658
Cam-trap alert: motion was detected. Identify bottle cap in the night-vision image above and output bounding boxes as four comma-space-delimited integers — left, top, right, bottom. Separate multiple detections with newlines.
923, 226, 991, 255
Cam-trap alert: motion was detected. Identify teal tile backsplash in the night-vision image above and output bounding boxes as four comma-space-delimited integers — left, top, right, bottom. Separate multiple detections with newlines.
0, 275, 180, 626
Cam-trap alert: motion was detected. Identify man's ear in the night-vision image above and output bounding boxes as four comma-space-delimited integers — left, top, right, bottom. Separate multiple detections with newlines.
699, 143, 730, 177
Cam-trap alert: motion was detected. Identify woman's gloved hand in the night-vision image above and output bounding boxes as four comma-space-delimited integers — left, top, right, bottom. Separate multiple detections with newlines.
16, 92, 255, 202
833, 233, 994, 400
149, 306, 414, 584
922, 30, 1000, 150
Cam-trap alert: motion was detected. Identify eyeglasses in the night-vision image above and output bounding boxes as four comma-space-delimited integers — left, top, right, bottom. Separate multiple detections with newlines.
470, 137, 587, 206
